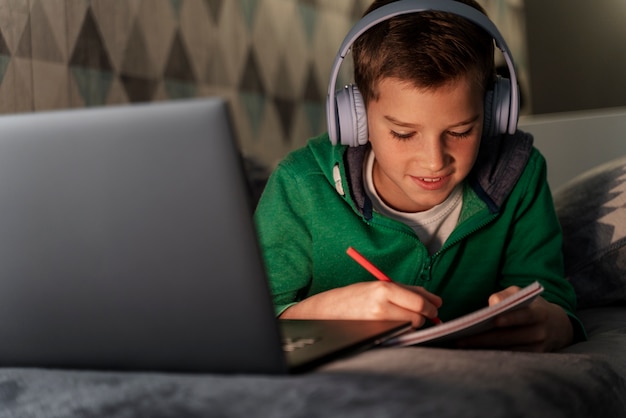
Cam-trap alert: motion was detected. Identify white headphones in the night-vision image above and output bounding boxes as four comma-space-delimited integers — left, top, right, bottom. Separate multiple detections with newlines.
326, 0, 520, 147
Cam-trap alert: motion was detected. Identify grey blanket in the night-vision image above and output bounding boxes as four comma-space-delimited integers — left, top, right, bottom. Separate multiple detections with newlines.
1, 307, 625, 418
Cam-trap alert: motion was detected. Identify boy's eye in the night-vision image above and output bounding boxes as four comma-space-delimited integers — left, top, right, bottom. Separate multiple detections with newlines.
447, 128, 473, 139
390, 130, 415, 140
390, 127, 474, 141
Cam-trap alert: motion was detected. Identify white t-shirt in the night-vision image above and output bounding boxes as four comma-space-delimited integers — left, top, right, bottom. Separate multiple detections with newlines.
364, 150, 463, 255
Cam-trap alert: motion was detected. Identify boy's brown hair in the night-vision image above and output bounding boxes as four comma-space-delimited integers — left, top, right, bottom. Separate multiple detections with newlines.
352, 0, 496, 105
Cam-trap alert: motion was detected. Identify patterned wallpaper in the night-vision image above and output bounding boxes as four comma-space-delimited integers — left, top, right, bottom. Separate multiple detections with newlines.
0, 0, 525, 167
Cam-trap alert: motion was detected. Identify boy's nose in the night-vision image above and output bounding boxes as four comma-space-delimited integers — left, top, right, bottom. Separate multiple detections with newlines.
420, 137, 448, 173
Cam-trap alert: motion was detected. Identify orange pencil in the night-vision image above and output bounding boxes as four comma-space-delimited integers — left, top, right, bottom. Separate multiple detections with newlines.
346, 246, 392, 282
346, 246, 442, 325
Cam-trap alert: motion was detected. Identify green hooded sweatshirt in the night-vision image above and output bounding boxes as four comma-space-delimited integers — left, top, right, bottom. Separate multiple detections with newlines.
254, 131, 584, 339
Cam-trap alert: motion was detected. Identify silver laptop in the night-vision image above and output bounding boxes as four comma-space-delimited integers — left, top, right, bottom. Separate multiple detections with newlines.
0, 98, 409, 374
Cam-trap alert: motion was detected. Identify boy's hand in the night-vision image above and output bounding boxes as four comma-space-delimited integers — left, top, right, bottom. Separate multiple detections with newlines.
456, 286, 574, 352
279, 281, 442, 328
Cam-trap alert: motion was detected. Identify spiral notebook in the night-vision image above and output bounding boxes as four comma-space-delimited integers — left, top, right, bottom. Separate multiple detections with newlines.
382, 281, 544, 347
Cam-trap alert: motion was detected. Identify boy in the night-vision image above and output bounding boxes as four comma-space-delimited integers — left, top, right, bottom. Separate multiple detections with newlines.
254, 0, 583, 352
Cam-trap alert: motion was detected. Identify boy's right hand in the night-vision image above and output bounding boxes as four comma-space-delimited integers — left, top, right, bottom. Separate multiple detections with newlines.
278, 281, 442, 328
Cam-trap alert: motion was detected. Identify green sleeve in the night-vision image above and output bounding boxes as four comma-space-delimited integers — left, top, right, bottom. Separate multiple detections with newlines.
499, 150, 586, 341
254, 158, 314, 316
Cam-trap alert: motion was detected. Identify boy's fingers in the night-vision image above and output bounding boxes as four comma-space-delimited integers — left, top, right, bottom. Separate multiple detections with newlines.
411, 286, 443, 307
488, 285, 521, 305
384, 283, 441, 320
376, 303, 429, 328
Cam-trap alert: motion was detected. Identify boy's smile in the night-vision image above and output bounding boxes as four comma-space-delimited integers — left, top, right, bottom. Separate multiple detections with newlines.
366, 76, 483, 213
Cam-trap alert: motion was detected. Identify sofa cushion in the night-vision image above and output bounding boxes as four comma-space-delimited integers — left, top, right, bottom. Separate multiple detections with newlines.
554, 155, 626, 308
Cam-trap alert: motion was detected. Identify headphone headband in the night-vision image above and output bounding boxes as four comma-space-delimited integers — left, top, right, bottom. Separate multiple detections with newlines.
326, 0, 519, 145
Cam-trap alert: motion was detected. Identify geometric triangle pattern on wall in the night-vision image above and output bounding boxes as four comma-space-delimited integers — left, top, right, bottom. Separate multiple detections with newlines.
0, 30, 10, 87
70, 67, 115, 107
69, 8, 113, 71
0, 0, 374, 166
204, 0, 226, 24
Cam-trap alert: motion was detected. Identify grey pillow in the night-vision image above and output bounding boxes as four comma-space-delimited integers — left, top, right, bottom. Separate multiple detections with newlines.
553, 156, 626, 308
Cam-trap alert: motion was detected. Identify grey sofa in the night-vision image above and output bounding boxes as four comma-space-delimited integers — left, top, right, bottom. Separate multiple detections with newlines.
2, 136, 626, 417
2, 304, 624, 417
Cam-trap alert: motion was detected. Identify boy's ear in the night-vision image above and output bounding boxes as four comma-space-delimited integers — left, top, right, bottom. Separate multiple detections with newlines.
333, 84, 369, 147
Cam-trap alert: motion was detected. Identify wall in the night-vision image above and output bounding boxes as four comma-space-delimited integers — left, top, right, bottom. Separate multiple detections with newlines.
0, 0, 525, 168
520, 107, 626, 191
0, 0, 372, 167
524, 0, 626, 114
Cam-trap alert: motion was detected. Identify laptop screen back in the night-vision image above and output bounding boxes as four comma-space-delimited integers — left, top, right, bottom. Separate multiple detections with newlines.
0, 99, 287, 374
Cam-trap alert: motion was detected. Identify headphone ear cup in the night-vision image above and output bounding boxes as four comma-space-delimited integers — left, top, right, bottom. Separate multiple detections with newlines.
483, 75, 511, 137
335, 84, 369, 147
483, 86, 495, 138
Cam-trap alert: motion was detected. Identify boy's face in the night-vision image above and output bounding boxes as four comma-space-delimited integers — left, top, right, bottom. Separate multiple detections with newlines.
366, 76, 483, 213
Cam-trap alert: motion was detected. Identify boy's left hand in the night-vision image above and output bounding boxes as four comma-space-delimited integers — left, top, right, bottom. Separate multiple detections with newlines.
456, 286, 574, 352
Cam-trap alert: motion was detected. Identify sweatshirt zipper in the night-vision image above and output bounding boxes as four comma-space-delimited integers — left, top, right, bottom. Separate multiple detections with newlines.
422, 213, 499, 282
365, 205, 499, 283
419, 260, 433, 282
